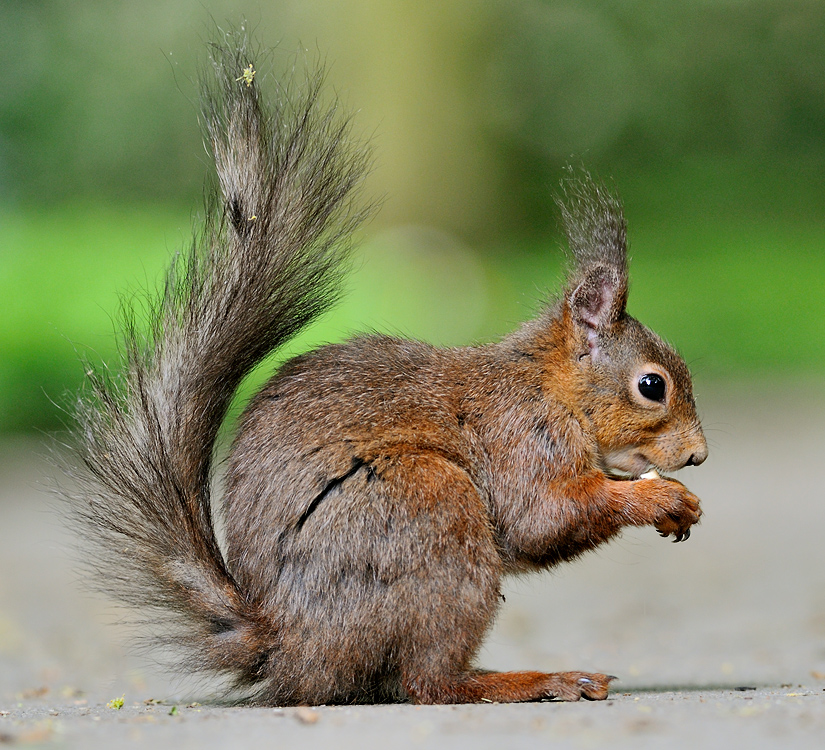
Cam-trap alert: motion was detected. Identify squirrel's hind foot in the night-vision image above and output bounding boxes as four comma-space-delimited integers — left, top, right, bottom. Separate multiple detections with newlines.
404, 670, 616, 704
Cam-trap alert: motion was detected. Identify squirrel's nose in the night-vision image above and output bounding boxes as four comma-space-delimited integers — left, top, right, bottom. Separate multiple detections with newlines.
683, 444, 708, 467
681, 429, 708, 468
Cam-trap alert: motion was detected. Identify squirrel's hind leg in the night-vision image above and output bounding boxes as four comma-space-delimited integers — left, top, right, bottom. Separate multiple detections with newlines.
375, 453, 614, 704
376, 453, 614, 704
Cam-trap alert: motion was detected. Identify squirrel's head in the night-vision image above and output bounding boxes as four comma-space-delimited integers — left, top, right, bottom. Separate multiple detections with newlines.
555, 173, 707, 478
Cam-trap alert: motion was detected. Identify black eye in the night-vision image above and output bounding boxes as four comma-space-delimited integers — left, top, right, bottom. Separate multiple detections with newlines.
638, 373, 666, 402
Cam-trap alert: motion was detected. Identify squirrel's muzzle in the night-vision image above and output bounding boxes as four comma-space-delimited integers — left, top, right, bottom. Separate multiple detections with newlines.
681, 431, 708, 468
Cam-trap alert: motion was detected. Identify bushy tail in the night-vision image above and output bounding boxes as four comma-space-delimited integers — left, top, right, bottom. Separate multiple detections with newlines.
61, 30, 371, 687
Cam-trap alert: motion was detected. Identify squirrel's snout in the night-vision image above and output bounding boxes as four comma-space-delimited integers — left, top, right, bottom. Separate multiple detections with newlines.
680, 426, 708, 468
682, 441, 708, 468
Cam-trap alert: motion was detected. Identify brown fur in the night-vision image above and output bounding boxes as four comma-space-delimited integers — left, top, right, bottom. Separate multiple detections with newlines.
62, 30, 707, 706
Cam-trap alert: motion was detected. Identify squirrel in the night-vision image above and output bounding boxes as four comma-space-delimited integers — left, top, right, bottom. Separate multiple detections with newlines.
62, 31, 707, 706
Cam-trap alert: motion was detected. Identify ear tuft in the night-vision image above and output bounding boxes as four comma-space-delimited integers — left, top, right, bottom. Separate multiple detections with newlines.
556, 169, 628, 276
557, 169, 629, 334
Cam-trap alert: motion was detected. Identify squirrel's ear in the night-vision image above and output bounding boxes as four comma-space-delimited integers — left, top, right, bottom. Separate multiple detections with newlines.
568, 263, 627, 332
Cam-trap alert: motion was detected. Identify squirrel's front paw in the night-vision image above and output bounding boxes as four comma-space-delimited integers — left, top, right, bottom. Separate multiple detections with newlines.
641, 478, 702, 543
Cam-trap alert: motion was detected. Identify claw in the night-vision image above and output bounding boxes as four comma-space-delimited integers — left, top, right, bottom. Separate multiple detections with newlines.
683, 528, 691, 541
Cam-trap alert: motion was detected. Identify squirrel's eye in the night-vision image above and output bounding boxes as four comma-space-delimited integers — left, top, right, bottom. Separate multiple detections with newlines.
638, 373, 666, 402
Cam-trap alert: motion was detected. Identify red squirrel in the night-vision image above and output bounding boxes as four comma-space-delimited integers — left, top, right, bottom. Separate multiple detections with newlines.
63, 32, 707, 705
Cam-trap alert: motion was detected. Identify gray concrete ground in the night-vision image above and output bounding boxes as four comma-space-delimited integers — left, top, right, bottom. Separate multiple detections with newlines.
1, 384, 824, 748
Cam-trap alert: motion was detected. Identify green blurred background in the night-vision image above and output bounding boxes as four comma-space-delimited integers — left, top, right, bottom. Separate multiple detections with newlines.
1, 0, 824, 434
